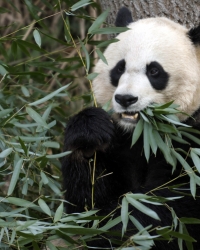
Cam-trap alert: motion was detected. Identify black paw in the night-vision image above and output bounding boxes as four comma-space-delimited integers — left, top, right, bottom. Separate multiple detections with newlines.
64, 107, 115, 157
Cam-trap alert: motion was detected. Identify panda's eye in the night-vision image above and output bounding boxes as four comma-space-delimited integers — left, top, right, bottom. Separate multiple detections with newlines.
149, 67, 159, 76
118, 65, 125, 73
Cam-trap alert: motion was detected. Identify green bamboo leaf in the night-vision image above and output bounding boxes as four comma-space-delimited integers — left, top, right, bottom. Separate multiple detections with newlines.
87, 72, 98, 80
153, 130, 176, 168
190, 150, 200, 173
178, 127, 200, 135
156, 122, 177, 133
100, 216, 121, 231
38, 199, 51, 216
192, 148, 200, 155
16, 220, 37, 231
15, 41, 30, 56
54, 202, 64, 222
190, 174, 196, 198
29, 84, 70, 106
0, 65, 8, 76
7, 158, 23, 196
6, 197, 36, 207
143, 122, 150, 161
171, 150, 192, 172
180, 217, 200, 224
140, 112, 150, 123
161, 115, 190, 127
0, 108, 13, 118
149, 128, 157, 155
32, 242, 40, 250
96, 49, 108, 65
16, 39, 42, 52
26, 107, 49, 129
21, 86, 30, 97
22, 181, 28, 195
17, 136, 50, 142
126, 196, 160, 221
178, 222, 183, 250
121, 197, 129, 237
129, 215, 151, 236
131, 118, 144, 147
0, 148, 13, 158
42, 141, 60, 149
33, 29, 42, 48
90, 27, 129, 35
169, 231, 196, 242
47, 178, 61, 195
11, 41, 18, 58
46, 241, 58, 250
70, 0, 91, 11
88, 9, 109, 34
18, 137, 28, 156
46, 151, 71, 159
169, 134, 189, 145
41, 172, 49, 184
96, 39, 119, 48
181, 131, 200, 145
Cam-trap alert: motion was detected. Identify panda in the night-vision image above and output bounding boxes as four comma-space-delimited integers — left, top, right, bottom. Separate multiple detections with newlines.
62, 7, 200, 250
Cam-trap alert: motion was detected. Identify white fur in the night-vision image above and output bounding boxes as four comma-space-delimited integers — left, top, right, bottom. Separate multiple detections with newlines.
92, 17, 200, 129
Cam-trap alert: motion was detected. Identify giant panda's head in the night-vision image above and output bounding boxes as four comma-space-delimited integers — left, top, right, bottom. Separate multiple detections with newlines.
93, 7, 200, 131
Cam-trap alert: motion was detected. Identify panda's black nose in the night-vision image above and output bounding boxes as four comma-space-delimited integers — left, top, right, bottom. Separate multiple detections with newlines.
115, 94, 138, 107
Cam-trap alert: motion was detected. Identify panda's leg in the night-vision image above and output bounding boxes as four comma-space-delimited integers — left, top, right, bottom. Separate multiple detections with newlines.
62, 107, 115, 213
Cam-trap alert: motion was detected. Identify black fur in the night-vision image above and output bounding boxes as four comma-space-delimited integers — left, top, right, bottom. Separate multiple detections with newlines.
115, 7, 133, 27
188, 24, 200, 45
62, 107, 200, 250
110, 59, 125, 86
146, 61, 170, 90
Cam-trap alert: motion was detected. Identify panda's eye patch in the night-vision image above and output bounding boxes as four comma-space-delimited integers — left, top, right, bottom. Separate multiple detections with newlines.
110, 59, 126, 87
146, 61, 169, 90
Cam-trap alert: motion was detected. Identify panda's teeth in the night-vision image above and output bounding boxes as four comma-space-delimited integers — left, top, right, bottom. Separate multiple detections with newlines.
122, 113, 139, 120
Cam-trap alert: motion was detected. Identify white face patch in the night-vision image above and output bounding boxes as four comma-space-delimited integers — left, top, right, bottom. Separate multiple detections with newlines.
92, 17, 200, 131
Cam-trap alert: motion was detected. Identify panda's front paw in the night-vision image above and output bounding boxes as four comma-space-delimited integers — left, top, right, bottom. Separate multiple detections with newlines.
64, 107, 115, 157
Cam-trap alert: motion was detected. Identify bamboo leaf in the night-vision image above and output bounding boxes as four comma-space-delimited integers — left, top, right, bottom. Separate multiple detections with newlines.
41, 172, 49, 184
88, 9, 109, 34
38, 199, 51, 217
96, 49, 108, 65
21, 86, 30, 97
33, 29, 42, 48
190, 150, 200, 173
28, 84, 70, 106
46, 151, 71, 159
121, 197, 129, 237
90, 27, 129, 35
0, 148, 13, 158
70, 0, 91, 11
26, 107, 49, 129
126, 196, 160, 221
131, 118, 144, 146
54, 202, 63, 222
7, 158, 23, 196
143, 122, 150, 161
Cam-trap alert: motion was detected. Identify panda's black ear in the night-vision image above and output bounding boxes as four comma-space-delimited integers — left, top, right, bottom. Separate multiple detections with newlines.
115, 7, 133, 27
188, 24, 200, 45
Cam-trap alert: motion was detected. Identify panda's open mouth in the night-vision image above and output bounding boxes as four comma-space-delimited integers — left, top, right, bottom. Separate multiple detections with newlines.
120, 112, 139, 123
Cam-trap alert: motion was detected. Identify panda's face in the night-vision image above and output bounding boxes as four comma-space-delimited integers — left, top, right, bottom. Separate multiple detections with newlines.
93, 17, 200, 131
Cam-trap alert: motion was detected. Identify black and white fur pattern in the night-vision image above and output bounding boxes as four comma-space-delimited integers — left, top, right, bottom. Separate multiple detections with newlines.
62, 7, 200, 250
